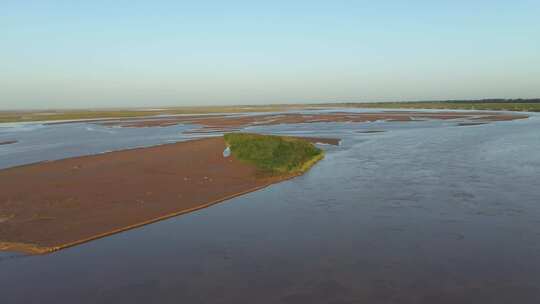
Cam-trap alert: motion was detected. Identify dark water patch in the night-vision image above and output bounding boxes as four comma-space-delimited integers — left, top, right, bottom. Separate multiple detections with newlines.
356, 129, 386, 133
457, 122, 488, 126
0, 140, 17, 145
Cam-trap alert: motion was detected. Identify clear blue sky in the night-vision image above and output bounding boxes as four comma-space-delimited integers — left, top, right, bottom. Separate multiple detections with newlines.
2, 0, 539, 109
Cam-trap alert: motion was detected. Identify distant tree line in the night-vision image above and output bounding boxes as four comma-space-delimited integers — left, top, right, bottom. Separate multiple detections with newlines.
429, 98, 540, 104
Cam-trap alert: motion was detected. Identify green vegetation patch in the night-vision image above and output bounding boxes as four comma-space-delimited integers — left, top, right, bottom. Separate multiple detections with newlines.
224, 133, 324, 175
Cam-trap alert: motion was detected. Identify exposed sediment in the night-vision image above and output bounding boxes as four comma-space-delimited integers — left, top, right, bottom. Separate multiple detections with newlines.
0, 136, 328, 254
97, 111, 528, 132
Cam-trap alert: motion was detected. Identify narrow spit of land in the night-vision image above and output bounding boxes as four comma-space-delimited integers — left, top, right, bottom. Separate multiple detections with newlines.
0, 135, 334, 254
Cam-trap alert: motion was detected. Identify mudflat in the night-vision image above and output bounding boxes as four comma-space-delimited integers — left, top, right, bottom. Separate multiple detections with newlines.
0, 136, 332, 254
98, 111, 528, 132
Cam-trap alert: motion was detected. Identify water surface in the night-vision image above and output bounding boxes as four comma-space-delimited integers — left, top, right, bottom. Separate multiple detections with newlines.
1, 110, 539, 303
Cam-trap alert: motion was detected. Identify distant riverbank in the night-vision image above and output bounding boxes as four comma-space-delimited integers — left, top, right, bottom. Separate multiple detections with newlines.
1, 100, 538, 124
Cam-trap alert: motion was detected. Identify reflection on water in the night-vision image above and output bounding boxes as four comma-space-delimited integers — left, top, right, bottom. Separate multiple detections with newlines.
1, 111, 540, 303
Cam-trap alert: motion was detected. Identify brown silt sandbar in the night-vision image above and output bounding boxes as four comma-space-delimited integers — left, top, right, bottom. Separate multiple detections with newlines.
0, 137, 311, 254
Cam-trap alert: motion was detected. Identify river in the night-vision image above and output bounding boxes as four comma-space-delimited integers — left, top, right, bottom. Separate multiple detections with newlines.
1, 109, 539, 303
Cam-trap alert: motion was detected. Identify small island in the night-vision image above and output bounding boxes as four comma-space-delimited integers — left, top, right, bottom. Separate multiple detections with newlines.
0, 133, 330, 254
224, 133, 324, 176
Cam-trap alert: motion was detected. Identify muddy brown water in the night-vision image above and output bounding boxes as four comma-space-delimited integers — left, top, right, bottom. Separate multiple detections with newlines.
1, 110, 540, 303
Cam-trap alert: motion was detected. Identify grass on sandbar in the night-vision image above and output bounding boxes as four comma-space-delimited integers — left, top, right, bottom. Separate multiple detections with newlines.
224, 133, 324, 175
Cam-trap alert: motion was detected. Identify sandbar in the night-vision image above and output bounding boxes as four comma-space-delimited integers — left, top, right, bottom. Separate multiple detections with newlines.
0, 136, 328, 254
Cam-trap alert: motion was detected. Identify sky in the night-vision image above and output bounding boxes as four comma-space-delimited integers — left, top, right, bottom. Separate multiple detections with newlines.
1, 0, 539, 109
